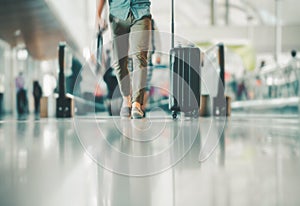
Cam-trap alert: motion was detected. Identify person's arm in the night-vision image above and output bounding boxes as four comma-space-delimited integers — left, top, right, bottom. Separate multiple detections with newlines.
96, 0, 107, 29
97, 0, 105, 18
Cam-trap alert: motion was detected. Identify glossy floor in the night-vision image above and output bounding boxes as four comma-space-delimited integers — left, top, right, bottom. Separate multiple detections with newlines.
0, 114, 300, 206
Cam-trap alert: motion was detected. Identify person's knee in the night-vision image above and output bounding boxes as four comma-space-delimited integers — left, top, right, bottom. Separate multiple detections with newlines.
133, 51, 148, 67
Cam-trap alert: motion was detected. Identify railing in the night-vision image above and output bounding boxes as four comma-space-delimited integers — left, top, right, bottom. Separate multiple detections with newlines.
226, 59, 300, 102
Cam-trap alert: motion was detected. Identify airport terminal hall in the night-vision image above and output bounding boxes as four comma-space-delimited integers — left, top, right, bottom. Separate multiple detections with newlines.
1, 0, 300, 206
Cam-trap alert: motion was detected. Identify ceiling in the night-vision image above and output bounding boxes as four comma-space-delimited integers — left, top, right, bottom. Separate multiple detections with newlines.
0, 0, 72, 60
0, 0, 299, 61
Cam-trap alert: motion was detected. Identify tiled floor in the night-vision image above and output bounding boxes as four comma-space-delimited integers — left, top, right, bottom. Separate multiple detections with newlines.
0, 114, 300, 206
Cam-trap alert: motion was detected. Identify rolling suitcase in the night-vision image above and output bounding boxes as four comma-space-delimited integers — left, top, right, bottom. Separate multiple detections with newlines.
169, 47, 201, 118
169, 0, 201, 119
56, 43, 74, 118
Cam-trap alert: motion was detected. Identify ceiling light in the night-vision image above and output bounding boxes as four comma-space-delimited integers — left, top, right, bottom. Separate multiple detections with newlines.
17, 49, 28, 60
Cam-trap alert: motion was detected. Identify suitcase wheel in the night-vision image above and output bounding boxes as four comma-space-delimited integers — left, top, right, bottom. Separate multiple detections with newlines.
193, 110, 199, 118
172, 111, 177, 119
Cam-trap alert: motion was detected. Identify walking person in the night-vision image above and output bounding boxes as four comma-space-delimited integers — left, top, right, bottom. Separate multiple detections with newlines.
0, 74, 4, 116
287, 50, 300, 96
15, 72, 28, 118
33, 81, 43, 115
96, 0, 152, 118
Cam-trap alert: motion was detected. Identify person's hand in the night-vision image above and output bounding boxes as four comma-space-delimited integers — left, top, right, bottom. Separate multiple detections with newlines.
96, 16, 108, 32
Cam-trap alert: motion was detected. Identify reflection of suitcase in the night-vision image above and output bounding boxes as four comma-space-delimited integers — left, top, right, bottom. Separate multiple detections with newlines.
169, 47, 201, 118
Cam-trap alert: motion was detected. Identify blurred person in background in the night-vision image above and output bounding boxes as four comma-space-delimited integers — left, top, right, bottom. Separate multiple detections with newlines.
287, 50, 300, 96
33, 81, 42, 115
103, 48, 122, 115
237, 79, 248, 101
66, 57, 82, 96
0, 74, 4, 116
15, 72, 28, 118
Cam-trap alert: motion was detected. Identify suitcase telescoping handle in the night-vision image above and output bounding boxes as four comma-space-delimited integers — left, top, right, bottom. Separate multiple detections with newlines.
171, 0, 175, 48
170, 0, 175, 61
97, 27, 103, 58
58, 42, 66, 99
217, 43, 225, 98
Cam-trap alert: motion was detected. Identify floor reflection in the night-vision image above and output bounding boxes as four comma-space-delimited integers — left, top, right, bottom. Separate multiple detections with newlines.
0, 115, 300, 206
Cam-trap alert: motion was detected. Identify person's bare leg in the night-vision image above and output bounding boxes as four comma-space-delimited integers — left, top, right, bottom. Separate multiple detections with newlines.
131, 101, 144, 119
122, 95, 131, 107
142, 91, 148, 112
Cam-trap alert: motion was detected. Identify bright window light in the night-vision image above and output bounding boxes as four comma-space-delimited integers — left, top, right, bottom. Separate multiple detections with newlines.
83, 47, 91, 61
